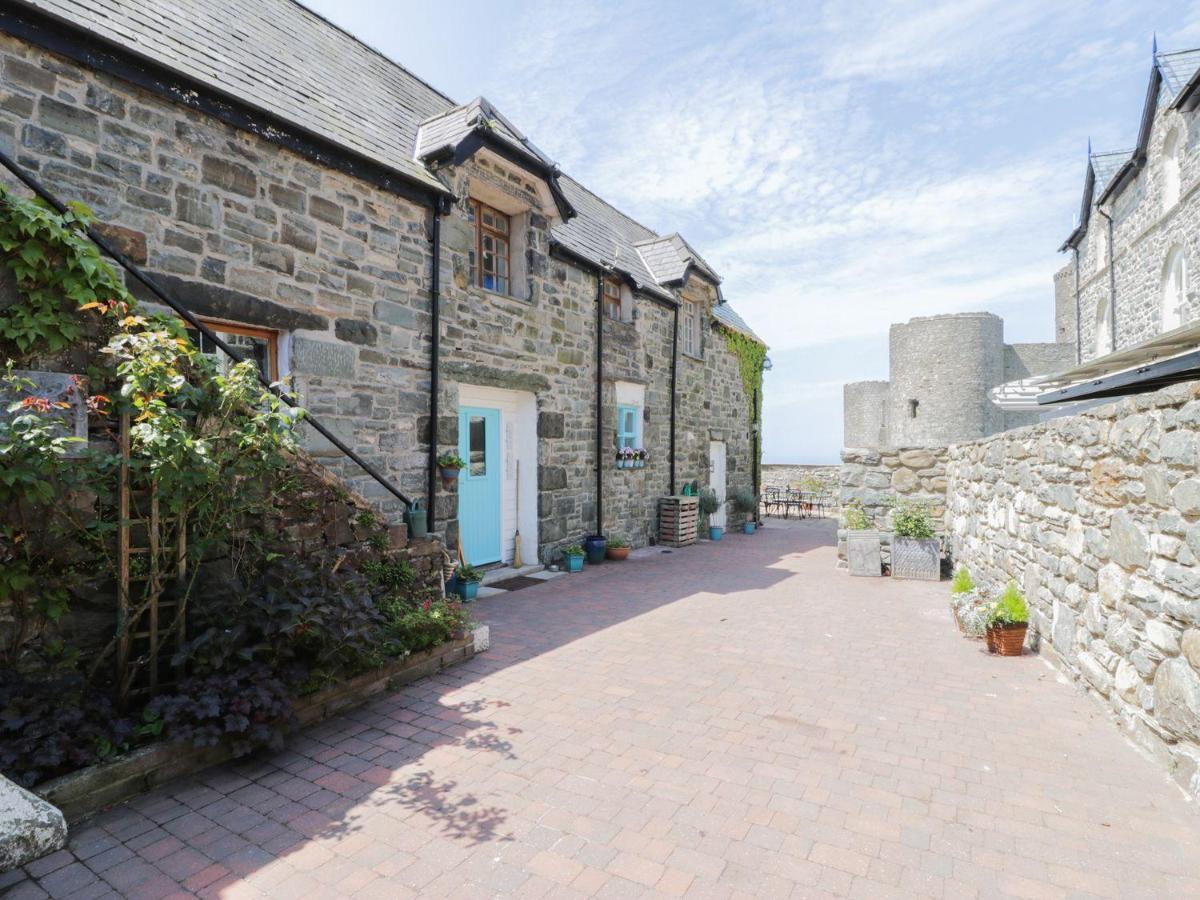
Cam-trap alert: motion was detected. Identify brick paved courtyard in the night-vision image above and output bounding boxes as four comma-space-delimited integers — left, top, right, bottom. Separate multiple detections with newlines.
7, 519, 1200, 898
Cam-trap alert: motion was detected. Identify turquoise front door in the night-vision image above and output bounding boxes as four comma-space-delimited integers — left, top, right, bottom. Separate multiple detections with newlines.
458, 406, 502, 565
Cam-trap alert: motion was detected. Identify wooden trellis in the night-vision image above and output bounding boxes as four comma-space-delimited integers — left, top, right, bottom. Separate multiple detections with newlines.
116, 413, 188, 707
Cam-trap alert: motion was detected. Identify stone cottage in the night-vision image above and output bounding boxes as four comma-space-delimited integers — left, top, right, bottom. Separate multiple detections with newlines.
0, 0, 765, 567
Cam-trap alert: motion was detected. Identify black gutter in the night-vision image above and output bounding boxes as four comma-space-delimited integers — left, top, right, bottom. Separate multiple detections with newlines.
670, 302, 679, 495
2, 4, 452, 210
1038, 349, 1200, 405
0, 147, 415, 510
548, 241, 677, 310
594, 269, 605, 537
426, 198, 445, 525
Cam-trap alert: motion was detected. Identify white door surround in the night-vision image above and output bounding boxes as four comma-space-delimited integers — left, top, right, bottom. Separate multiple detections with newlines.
456, 384, 538, 565
709, 440, 727, 529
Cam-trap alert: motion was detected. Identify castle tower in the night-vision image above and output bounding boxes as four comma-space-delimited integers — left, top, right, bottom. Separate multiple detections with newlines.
843, 381, 889, 449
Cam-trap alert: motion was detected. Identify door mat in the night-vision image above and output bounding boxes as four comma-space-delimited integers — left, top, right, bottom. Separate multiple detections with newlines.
488, 575, 545, 592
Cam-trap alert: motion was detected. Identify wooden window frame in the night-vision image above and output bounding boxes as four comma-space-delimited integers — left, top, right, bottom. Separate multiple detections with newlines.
194, 318, 280, 381
682, 299, 701, 358
603, 277, 623, 321
469, 199, 511, 295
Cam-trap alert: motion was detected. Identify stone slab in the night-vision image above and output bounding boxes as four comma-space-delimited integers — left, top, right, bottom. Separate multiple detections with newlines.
0, 774, 67, 873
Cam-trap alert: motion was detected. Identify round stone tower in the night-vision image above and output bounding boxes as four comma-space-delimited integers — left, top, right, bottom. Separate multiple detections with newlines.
843, 381, 889, 449
888, 313, 1005, 447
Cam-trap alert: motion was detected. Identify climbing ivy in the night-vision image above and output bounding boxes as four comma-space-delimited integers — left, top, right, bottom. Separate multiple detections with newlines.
721, 327, 767, 424
0, 189, 130, 356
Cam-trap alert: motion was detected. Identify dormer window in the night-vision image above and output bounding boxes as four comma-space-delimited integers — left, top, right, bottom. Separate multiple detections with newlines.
468, 199, 510, 295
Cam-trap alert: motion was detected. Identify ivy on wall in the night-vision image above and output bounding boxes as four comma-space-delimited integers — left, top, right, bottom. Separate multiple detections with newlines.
721, 326, 766, 424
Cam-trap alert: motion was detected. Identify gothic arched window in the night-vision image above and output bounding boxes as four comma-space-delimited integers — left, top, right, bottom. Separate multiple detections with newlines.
1162, 246, 1189, 332
1163, 127, 1182, 213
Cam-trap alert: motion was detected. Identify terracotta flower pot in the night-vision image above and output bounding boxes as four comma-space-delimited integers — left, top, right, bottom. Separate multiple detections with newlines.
606, 547, 630, 560
987, 623, 1027, 656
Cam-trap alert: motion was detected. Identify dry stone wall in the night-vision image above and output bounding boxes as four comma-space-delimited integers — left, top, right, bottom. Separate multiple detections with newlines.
946, 383, 1200, 798
762, 464, 839, 491
837, 447, 948, 564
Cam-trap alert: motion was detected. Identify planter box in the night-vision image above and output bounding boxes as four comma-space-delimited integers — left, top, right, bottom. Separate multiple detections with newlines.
847, 530, 883, 577
891, 536, 941, 580
35, 635, 477, 824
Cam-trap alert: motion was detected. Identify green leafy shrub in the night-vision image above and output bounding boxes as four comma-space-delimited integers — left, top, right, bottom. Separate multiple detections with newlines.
380, 597, 469, 654
563, 543, 584, 557
146, 664, 292, 754
891, 499, 935, 539
698, 489, 721, 517
842, 499, 870, 531
361, 556, 415, 594
607, 536, 629, 549
729, 487, 757, 516
437, 453, 465, 469
457, 564, 483, 584
988, 581, 1029, 626
951, 565, 974, 595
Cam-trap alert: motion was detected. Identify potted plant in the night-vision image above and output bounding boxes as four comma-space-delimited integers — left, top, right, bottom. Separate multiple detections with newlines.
617, 447, 635, 469
455, 564, 483, 601
438, 452, 465, 488
584, 534, 607, 565
634, 448, 647, 469
562, 543, 585, 573
699, 489, 723, 540
889, 499, 940, 581
844, 499, 882, 577
606, 536, 630, 560
949, 565, 987, 637
730, 487, 757, 534
986, 581, 1029, 656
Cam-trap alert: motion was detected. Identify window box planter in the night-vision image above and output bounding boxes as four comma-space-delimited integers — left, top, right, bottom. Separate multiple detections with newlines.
891, 536, 940, 580
847, 530, 883, 577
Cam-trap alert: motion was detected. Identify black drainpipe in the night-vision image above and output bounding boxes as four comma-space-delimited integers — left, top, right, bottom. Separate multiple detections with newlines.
751, 384, 760, 524
1072, 245, 1082, 364
426, 198, 444, 527
594, 269, 605, 536
669, 302, 679, 495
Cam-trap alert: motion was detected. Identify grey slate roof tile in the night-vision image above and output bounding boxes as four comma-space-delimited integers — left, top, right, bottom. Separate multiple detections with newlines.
23, 0, 763, 336
712, 301, 764, 345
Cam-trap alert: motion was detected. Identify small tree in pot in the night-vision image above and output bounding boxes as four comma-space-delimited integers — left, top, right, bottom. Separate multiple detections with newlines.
889, 499, 940, 581
698, 489, 723, 540
729, 488, 757, 534
986, 581, 1029, 655
844, 500, 882, 577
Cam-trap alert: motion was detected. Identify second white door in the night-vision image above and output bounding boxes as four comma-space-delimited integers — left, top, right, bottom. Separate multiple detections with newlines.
709, 440, 727, 529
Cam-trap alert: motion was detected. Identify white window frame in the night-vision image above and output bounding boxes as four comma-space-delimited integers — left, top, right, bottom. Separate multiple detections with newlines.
682, 299, 701, 357
1094, 297, 1113, 356
1162, 247, 1189, 333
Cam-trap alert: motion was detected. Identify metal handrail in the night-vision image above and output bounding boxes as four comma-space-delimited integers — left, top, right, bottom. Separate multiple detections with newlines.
0, 149, 413, 509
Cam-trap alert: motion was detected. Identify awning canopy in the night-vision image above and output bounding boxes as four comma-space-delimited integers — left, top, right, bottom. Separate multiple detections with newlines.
1035, 322, 1200, 405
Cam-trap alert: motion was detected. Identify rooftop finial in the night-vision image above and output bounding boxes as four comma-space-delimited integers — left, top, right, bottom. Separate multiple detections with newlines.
1087, 136, 1093, 158
1152, 32, 1158, 60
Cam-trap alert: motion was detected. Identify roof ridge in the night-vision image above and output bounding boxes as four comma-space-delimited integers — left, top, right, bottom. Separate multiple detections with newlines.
286, 0, 460, 110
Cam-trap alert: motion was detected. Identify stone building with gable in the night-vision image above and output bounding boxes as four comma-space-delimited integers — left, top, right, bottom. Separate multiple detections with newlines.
0, 0, 765, 567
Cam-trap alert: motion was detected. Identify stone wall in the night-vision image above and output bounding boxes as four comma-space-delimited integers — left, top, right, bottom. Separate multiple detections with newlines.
837, 446, 948, 564
762, 464, 839, 491
0, 32, 759, 566
946, 383, 1200, 799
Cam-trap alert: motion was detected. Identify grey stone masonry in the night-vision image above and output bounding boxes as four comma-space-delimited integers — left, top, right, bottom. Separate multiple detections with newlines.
946, 382, 1200, 799
837, 446, 948, 565
0, 32, 759, 564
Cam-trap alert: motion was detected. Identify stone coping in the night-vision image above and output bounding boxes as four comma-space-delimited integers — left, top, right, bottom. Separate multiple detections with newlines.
34, 635, 477, 824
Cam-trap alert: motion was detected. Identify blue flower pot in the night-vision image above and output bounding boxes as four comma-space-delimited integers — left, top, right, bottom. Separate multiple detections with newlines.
565, 554, 584, 573
743, 522, 755, 535
584, 535, 607, 565
709, 526, 724, 541
457, 579, 479, 601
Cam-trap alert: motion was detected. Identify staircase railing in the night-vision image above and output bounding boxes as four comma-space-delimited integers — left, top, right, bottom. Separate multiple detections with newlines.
0, 149, 413, 510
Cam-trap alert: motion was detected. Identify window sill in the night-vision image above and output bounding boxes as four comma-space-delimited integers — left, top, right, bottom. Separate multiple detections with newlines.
682, 351, 704, 362
473, 286, 533, 305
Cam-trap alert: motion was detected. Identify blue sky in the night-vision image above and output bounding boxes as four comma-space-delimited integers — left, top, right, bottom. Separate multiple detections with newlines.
309, 0, 1200, 463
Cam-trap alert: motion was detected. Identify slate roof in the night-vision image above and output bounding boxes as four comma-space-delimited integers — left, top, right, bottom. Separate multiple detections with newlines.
1158, 49, 1200, 99
635, 235, 721, 285
25, 0, 451, 193
19, 0, 764, 341
712, 301, 764, 343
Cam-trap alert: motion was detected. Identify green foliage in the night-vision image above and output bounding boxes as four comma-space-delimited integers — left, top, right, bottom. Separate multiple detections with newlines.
0, 189, 131, 356
729, 487, 757, 515
698, 489, 721, 517
361, 555, 414, 593
437, 453, 465, 469
380, 597, 469, 654
563, 543, 584, 557
456, 564, 483, 583
842, 499, 870, 531
721, 328, 767, 425
890, 499, 935, 539
607, 535, 629, 549
951, 565, 974, 595
988, 581, 1029, 626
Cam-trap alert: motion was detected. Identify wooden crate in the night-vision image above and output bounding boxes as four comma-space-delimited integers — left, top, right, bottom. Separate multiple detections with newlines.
659, 496, 700, 547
